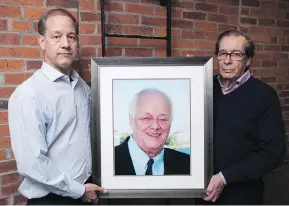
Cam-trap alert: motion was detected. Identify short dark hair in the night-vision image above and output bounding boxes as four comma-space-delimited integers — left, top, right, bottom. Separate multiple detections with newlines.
38, 8, 79, 36
215, 30, 255, 59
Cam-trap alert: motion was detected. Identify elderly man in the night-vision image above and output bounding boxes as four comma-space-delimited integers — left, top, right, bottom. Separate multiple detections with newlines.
203, 30, 285, 204
115, 88, 190, 175
8, 8, 106, 205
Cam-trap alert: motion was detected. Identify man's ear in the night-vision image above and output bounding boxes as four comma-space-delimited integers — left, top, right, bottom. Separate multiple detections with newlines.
37, 35, 45, 50
246, 57, 252, 67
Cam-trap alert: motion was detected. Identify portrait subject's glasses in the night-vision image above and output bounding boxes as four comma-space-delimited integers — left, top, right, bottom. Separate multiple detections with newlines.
138, 117, 171, 129
217, 52, 245, 61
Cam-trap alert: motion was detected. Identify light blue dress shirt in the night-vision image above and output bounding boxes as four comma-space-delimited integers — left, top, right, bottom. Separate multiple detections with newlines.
8, 62, 91, 199
128, 136, 164, 175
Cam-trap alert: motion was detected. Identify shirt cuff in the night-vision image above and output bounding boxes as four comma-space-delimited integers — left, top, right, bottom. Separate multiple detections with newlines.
219, 172, 227, 185
69, 180, 85, 199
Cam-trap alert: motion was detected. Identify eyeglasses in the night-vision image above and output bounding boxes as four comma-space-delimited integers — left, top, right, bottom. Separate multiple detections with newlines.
217, 52, 245, 61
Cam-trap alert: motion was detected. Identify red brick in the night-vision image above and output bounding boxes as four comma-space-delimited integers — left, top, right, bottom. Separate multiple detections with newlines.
155, 7, 166, 17
205, 32, 219, 41
22, 35, 38, 46
141, 17, 165, 26
219, 24, 238, 32
26, 60, 42, 70
272, 53, 288, 60
5, 73, 33, 85
0, 112, 8, 123
13, 194, 27, 205
0, 47, 40, 58
261, 1, 277, 9
172, 39, 194, 49
80, 47, 96, 57
155, 48, 166, 57
11, 20, 30, 32
104, 1, 124, 11
106, 48, 122, 56
0, 160, 16, 173
219, 6, 239, 15
250, 8, 268, 18
207, 14, 228, 23
172, 8, 183, 18
270, 37, 278, 44
79, 35, 101, 45
109, 14, 139, 25
0, 20, 8, 31
125, 4, 153, 15
249, 27, 265, 34
183, 12, 206, 20
281, 46, 289, 51
182, 31, 205, 39
194, 40, 215, 49
262, 60, 278, 67
2, 183, 20, 196
1, 0, 43, 6
81, 12, 101, 21
251, 34, 270, 43
139, 39, 166, 47
195, 22, 217, 31
241, 17, 257, 25
277, 20, 289, 27
79, 69, 91, 82
0, 6, 21, 17
79, 0, 95, 11
155, 28, 166, 37
0, 60, 24, 71
195, 3, 218, 12
229, 15, 238, 24
0, 33, 20, 45
0, 149, 5, 160
80, 23, 95, 34
46, 0, 77, 8
174, 2, 194, 10
0, 197, 8, 205
279, 60, 289, 67
241, 8, 250, 15
125, 48, 153, 56
24, 7, 48, 19
0, 87, 16, 98
1, 173, 20, 186
107, 37, 138, 46
242, 0, 260, 7
259, 19, 275, 26
172, 20, 194, 29
265, 28, 282, 35
269, 10, 286, 19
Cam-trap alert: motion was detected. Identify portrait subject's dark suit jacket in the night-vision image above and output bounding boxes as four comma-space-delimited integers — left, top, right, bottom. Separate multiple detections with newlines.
114, 136, 190, 175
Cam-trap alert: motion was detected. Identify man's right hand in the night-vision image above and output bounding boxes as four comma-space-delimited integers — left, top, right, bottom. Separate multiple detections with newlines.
82, 183, 107, 203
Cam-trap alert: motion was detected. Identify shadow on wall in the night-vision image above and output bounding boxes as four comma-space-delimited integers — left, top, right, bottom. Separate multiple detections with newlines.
264, 160, 289, 204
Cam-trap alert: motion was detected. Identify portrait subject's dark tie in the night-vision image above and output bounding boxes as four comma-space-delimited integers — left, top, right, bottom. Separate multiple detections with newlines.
145, 158, 154, 175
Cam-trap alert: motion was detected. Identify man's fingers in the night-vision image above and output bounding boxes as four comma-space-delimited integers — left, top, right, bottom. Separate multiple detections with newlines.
92, 184, 107, 193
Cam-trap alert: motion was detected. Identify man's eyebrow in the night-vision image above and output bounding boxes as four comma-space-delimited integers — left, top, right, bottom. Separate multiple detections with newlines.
218, 49, 244, 53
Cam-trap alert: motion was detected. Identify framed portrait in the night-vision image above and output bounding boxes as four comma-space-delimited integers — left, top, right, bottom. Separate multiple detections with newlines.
91, 56, 213, 198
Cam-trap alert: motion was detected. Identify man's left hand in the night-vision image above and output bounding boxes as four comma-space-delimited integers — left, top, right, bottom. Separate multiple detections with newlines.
203, 173, 225, 202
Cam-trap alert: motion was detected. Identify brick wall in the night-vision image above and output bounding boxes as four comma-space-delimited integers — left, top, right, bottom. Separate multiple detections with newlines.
0, 0, 288, 204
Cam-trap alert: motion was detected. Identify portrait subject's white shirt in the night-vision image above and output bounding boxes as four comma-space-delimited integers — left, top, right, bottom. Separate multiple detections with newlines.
128, 136, 164, 175
8, 61, 92, 199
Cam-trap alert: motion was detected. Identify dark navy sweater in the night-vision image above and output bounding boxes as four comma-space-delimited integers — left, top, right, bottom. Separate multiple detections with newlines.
213, 75, 285, 185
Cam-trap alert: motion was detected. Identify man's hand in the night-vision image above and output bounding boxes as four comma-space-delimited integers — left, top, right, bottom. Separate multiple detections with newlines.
82, 183, 107, 203
203, 173, 225, 202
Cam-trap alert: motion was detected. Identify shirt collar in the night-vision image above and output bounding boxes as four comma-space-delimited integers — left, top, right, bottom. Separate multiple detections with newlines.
128, 136, 164, 170
41, 61, 79, 82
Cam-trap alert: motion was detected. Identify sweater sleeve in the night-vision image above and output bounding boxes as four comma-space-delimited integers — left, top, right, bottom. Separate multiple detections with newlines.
221, 90, 286, 184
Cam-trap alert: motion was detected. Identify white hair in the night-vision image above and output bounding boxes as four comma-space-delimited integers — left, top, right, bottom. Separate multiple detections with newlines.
128, 88, 172, 119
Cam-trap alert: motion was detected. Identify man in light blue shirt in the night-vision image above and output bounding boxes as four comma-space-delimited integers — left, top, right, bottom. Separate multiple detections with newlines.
115, 89, 190, 175
8, 8, 106, 205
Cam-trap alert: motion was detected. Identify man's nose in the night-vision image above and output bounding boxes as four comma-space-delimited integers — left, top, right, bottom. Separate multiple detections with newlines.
150, 119, 161, 129
61, 36, 70, 48
223, 54, 232, 64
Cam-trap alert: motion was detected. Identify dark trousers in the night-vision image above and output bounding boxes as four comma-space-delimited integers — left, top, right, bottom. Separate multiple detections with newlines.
27, 193, 88, 205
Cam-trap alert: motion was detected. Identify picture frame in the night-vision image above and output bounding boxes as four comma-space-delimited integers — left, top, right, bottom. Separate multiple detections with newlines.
90, 56, 213, 198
